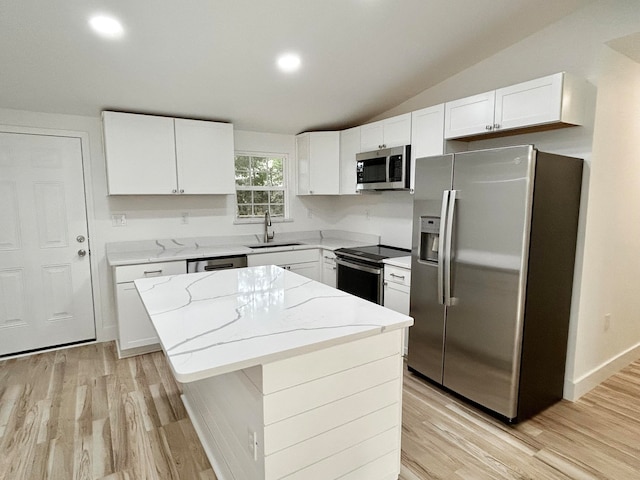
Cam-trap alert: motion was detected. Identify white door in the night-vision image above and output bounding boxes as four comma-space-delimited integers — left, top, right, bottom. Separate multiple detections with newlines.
0, 132, 95, 356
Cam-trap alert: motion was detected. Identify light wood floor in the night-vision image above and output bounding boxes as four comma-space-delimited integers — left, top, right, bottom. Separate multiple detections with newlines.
0, 342, 638, 479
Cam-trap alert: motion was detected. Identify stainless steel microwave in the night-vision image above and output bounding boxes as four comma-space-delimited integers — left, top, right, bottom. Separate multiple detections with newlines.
356, 145, 411, 191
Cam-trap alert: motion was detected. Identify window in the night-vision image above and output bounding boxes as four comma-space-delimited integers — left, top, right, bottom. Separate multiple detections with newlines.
235, 153, 287, 219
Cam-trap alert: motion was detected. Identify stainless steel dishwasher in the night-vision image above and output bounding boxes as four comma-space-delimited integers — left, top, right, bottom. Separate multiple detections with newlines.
186, 255, 248, 273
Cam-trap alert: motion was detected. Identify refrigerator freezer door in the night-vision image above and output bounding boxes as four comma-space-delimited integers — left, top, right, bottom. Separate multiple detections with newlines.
408, 154, 453, 383
443, 145, 534, 419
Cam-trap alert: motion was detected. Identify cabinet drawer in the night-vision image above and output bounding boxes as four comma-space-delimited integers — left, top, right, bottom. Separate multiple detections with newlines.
321, 250, 336, 265
248, 249, 319, 267
114, 261, 186, 284
383, 265, 411, 287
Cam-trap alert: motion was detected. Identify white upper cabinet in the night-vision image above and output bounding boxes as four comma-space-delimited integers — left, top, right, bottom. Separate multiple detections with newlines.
360, 113, 411, 151
444, 72, 588, 140
339, 126, 361, 195
103, 112, 177, 195
174, 119, 235, 194
296, 131, 340, 195
444, 91, 496, 140
410, 104, 445, 192
103, 111, 235, 195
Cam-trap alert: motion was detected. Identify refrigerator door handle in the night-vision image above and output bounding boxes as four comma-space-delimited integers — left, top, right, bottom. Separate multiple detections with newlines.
437, 190, 450, 305
444, 189, 457, 306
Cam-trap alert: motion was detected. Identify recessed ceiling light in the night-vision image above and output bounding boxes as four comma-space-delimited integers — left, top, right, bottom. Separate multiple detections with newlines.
89, 15, 124, 39
277, 53, 301, 73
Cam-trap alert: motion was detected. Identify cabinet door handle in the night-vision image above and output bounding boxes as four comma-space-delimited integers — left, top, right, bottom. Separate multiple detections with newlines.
323, 256, 334, 260
390, 273, 405, 280
493, 123, 501, 129
143, 269, 163, 275
485, 125, 493, 131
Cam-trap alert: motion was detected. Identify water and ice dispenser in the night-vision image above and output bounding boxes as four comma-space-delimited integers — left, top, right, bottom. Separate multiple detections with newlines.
419, 216, 440, 263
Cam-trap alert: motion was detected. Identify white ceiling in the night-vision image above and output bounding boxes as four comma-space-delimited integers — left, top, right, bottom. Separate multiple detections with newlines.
1, 0, 592, 134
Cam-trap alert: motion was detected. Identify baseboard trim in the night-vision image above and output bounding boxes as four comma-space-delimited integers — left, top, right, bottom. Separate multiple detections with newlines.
564, 342, 640, 401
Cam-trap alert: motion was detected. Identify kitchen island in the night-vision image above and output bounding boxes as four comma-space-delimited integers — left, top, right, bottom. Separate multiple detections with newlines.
135, 265, 413, 480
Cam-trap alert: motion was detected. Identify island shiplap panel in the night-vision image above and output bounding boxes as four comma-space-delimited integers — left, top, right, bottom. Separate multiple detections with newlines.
261, 329, 401, 394
263, 354, 401, 425
263, 378, 400, 455
261, 330, 403, 480
265, 404, 400, 479
278, 428, 399, 480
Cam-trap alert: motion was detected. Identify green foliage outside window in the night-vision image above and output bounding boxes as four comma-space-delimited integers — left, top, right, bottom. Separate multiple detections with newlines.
235, 154, 286, 218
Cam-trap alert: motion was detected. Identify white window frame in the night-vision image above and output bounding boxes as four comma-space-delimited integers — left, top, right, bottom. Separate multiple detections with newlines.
233, 151, 291, 223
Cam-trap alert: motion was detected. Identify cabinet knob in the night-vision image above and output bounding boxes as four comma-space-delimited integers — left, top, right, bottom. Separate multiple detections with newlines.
78, 249, 87, 257
172, 189, 177, 194
76, 235, 85, 243
485, 125, 493, 131
493, 123, 501, 130
179, 189, 184, 194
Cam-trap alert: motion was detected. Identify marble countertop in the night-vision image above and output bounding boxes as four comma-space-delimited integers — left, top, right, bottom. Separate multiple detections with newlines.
135, 265, 413, 383
383, 255, 412, 269
107, 230, 380, 266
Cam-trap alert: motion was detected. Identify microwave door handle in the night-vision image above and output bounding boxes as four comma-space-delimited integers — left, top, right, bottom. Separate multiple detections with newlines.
437, 190, 450, 305
444, 190, 457, 306
386, 155, 392, 182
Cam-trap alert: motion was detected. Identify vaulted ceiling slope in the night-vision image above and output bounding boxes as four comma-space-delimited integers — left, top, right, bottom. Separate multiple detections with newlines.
0, 0, 592, 134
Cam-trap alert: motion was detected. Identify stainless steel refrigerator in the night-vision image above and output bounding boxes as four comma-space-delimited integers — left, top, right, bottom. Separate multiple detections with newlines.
408, 145, 582, 422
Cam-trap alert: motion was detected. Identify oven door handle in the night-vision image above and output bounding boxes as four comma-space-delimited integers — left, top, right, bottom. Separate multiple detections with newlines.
335, 258, 382, 275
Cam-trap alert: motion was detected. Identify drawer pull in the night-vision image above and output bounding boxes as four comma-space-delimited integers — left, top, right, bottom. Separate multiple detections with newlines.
143, 269, 163, 275
390, 273, 405, 280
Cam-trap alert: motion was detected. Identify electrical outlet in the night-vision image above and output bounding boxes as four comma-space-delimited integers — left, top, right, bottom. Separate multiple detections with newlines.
111, 214, 126, 227
247, 429, 258, 461
604, 313, 611, 331
181, 212, 189, 224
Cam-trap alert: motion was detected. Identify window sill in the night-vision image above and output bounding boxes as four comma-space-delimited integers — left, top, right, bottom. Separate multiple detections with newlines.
233, 217, 294, 225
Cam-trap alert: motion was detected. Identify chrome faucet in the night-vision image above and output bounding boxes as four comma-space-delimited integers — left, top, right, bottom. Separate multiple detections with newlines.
264, 211, 275, 243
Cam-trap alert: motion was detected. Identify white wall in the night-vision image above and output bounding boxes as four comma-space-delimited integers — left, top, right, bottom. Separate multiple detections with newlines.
330, 192, 414, 249
368, 0, 640, 398
568, 47, 640, 398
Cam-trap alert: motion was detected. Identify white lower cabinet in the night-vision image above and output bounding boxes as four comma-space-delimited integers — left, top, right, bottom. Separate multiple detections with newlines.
383, 264, 411, 355
247, 249, 321, 282
113, 260, 186, 357
321, 250, 337, 288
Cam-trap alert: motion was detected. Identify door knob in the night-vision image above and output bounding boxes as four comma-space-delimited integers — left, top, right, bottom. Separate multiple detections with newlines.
76, 235, 85, 243
78, 249, 87, 257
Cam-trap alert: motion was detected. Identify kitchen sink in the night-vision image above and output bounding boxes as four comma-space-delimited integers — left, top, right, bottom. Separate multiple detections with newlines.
248, 242, 303, 249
